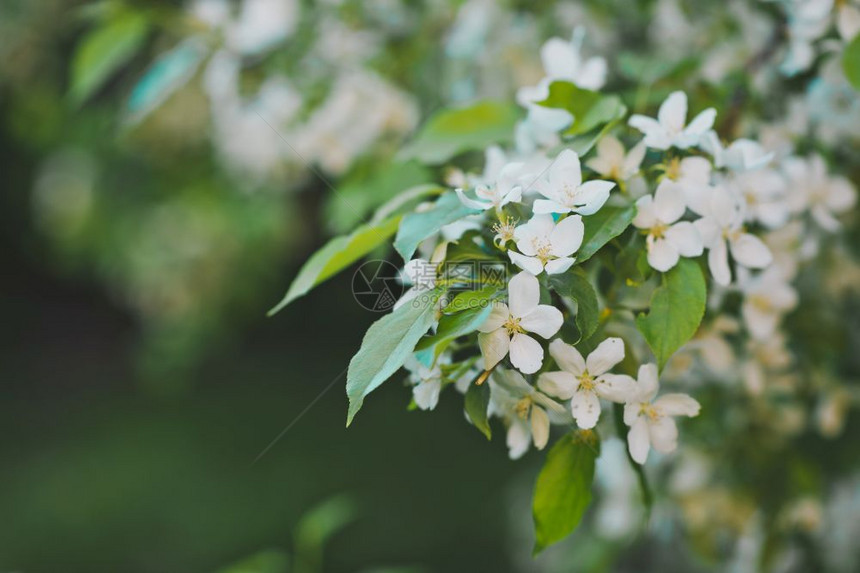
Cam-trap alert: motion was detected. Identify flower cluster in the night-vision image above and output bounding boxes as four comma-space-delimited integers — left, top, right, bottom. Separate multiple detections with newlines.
265, 7, 860, 559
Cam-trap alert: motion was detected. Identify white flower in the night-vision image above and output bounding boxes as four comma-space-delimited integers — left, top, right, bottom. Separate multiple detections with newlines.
489, 368, 569, 459
740, 267, 799, 340
509, 213, 584, 275
539, 30, 607, 90
702, 134, 774, 172
404, 355, 444, 411
477, 271, 563, 374
455, 161, 527, 211
538, 338, 636, 429
694, 189, 773, 286
731, 168, 791, 229
628, 91, 716, 150
837, 0, 860, 40
226, 0, 299, 56
779, 0, 834, 75
632, 181, 704, 272
661, 156, 713, 216
784, 155, 858, 232
623, 364, 700, 465
532, 149, 616, 215
586, 136, 647, 181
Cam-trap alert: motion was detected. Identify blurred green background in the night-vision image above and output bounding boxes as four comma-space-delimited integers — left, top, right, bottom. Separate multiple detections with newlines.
0, 1, 544, 570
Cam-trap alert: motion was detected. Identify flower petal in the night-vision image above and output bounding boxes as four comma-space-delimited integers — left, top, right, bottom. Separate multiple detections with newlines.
649, 416, 679, 454
549, 338, 586, 375
509, 333, 544, 374
571, 389, 601, 429
665, 221, 703, 257
648, 237, 680, 272
544, 257, 576, 275
508, 251, 544, 275
531, 406, 550, 450
537, 371, 579, 399
683, 108, 717, 137
478, 329, 510, 370
572, 180, 615, 215
585, 337, 626, 375
533, 199, 569, 214
659, 91, 688, 134
520, 305, 563, 338
477, 302, 508, 333
633, 194, 657, 229
708, 238, 732, 286
508, 271, 540, 318
506, 419, 531, 460
654, 393, 701, 417
653, 180, 686, 224
636, 363, 660, 401
549, 214, 584, 257
730, 233, 772, 269
595, 373, 637, 403
413, 379, 442, 411
629, 115, 670, 150
627, 417, 651, 464
550, 149, 583, 189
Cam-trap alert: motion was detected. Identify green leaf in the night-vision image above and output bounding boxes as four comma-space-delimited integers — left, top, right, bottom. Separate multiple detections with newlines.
126, 38, 208, 123
464, 380, 491, 440
577, 206, 636, 263
346, 288, 444, 425
397, 100, 520, 164
216, 550, 290, 573
325, 162, 433, 233
70, 11, 150, 105
293, 494, 358, 559
843, 33, 860, 91
533, 431, 600, 553
414, 304, 492, 358
549, 273, 600, 344
445, 284, 502, 313
635, 258, 706, 370
445, 232, 500, 263
393, 192, 478, 262
537, 81, 627, 136
268, 215, 401, 315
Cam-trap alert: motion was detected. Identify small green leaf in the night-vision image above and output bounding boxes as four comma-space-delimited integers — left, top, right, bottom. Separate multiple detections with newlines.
414, 303, 492, 358
70, 11, 150, 105
397, 100, 520, 164
533, 431, 600, 553
537, 81, 627, 136
843, 33, 860, 91
464, 380, 491, 440
216, 550, 290, 573
635, 258, 706, 370
268, 216, 401, 315
445, 284, 502, 313
346, 288, 444, 425
577, 206, 636, 263
549, 273, 600, 344
393, 192, 478, 262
